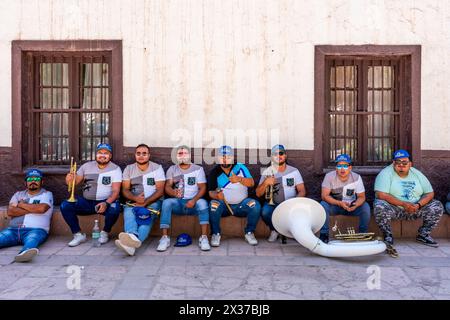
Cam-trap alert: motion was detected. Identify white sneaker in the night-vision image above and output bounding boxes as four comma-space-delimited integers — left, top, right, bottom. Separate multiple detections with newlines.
267, 230, 279, 242
245, 232, 258, 245
211, 233, 221, 247
157, 235, 170, 252
119, 232, 142, 248
199, 235, 211, 251
14, 248, 39, 262
115, 239, 135, 256
68, 232, 87, 247
99, 231, 109, 244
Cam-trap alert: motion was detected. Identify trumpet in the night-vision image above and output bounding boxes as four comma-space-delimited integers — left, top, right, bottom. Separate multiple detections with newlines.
265, 170, 275, 206
67, 157, 77, 202
125, 201, 161, 215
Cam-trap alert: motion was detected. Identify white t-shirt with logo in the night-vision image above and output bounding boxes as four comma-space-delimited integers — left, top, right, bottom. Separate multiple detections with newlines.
166, 164, 207, 200
9, 188, 54, 232
259, 165, 304, 204
77, 161, 122, 200
122, 162, 166, 198
322, 171, 365, 204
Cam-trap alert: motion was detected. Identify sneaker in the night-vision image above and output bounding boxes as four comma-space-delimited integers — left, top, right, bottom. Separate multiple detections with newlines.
99, 231, 109, 244
115, 239, 135, 256
383, 233, 394, 246
416, 234, 439, 247
119, 232, 142, 248
319, 233, 329, 244
244, 232, 258, 246
211, 233, 221, 247
199, 235, 211, 251
267, 230, 279, 242
14, 248, 39, 262
157, 235, 170, 252
68, 232, 87, 247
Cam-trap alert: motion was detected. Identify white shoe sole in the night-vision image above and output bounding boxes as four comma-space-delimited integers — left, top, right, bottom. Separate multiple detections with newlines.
115, 240, 135, 256
15, 248, 38, 262
119, 232, 142, 248
68, 237, 87, 247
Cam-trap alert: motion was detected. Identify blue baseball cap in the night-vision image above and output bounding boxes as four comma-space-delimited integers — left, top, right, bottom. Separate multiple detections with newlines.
271, 144, 286, 154
393, 149, 410, 160
174, 233, 192, 247
25, 168, 43, 180
335, 154, 352, 164
96, 142, 112, 153
132, 207, 153, 225
218, 145, 233, 156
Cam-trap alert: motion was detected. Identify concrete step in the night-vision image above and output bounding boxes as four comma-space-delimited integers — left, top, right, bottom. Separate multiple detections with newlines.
1, 206, 449, 238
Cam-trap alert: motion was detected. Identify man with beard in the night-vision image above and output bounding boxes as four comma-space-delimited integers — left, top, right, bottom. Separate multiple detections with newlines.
157, 145, 210, 252
318, 154, 370, 244
374, 149, 444, 247
115, 144, 165, 256
1, 169, 53, 262
208, 145, 261, 247
60, 143, 122, 247
256, 145, 306, 242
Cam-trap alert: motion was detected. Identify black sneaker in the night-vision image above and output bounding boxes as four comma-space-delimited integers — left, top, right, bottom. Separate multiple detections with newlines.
319, 233, 329, 244
383, 233, 394, 246
416, 234, 439, 247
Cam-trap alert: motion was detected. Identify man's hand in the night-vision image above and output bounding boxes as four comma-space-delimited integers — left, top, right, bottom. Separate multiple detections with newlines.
185, 199, 196, 209
66, 172, 75, 185
175, 188, 183, 198
264, 176, 276, 186
339, 201, 351, 211
402, 202, 418, 214
134, 193, 146, 206
229, 171, 241, 184
215, 190, 225, 201
95, 202, 108, 214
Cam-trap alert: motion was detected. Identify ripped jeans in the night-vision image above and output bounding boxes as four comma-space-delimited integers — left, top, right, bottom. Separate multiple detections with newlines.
209, 198, 261, 235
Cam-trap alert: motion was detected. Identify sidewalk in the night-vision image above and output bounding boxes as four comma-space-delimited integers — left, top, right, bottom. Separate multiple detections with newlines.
0, 236, 449, 300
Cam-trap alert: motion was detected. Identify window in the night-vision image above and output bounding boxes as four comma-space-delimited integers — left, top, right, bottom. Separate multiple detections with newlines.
12, 41, 123, 170
315, 46, 421, 171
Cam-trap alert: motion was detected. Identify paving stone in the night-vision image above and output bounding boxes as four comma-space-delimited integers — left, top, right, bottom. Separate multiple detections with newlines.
0, 277, 47, 299
111, 288, 150, 300
117, 275, 156, 290
148, 284, 185, 299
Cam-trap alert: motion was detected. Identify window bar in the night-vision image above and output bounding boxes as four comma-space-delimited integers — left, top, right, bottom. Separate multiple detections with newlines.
381, 60, 384, 161
50, 56, 54, 162
100, 56, 104, 144
343, 61, 347, 156
90, 57, 94, 160
80, 55, 84, 160
334, 60, 337, 161
371, 59, 375, 162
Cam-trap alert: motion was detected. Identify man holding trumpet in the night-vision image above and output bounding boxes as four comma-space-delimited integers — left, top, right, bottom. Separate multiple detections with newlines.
208, 145, 261, 247
256, 145, 306, 242
60, 143, 122, 247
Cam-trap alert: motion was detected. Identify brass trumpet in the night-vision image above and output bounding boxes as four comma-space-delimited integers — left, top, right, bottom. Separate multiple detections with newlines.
265, 170, 275, 206
125, 201, 161, 215
67, 157, 77, 202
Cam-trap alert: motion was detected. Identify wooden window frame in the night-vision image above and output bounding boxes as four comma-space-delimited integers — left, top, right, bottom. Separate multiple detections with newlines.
12, 40, 123, 173
314, 45, 421, 174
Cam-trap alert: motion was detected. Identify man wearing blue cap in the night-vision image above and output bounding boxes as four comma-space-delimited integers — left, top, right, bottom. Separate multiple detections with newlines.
256, 145, 306, 242
208, 145, 261, 246
374, 149, 444, 247
1, 169, 54, 262
319, 154, 371, 244
60, 143, 122, 247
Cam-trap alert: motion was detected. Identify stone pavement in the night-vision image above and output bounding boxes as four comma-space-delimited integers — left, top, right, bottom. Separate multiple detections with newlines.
0, 236, 450, 300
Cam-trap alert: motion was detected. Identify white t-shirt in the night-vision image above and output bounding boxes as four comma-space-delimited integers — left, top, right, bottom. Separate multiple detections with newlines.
122, 162, 166, 198
77, 161, 122, 200
322, 171, 365, 204
9, 188, 54, 233
166, 164, 207, 200
259, 165, 304, 204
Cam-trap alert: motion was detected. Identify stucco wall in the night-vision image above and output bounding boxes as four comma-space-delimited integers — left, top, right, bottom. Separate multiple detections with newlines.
0, 0, 449, 150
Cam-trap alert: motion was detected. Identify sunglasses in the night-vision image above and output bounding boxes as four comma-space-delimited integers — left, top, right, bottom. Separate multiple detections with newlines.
136, 152, 149, 156
394, 160, 410, 166
272, 151, 286, 156
336, 164, 349, 170
26, 177, 41, 182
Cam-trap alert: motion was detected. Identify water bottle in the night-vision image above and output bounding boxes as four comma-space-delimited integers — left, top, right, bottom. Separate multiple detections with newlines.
92, 219, 101, 247
177, 178, 185, 199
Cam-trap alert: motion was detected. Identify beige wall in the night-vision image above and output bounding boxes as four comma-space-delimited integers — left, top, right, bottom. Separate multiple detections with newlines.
0, 0, 449, 150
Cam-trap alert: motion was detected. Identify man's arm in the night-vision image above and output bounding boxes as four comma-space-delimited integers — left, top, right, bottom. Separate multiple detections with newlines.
164, 179, 178, 198
417, 192, 434, 208
7, 204, 29, 217
296, 183, 306, 197
192, 183, 207, 202
321, 187, 342, 206
144, 181, 165, 206
105, 182, 121, 204
15, 202, 50, 214
122, 180, 138, 202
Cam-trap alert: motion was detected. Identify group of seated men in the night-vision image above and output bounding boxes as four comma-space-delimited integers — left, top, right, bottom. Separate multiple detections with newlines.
0, 142, 448, 262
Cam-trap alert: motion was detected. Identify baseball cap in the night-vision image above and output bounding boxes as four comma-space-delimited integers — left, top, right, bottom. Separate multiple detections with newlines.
335, 154, 352, 164
271, 144, 286, 154
96, 142, 112, 153
25, 168, 43, 180
218, 145, 233, 156
132, 207, 153, 225
174, 233, 192, 247
393, 149, 410, 160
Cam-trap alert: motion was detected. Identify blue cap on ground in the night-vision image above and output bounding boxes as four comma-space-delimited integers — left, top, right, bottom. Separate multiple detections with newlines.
335, 154, 352, 164
174, 233, 192, 247
96, 142, 112, 153
392, 149, 410, 160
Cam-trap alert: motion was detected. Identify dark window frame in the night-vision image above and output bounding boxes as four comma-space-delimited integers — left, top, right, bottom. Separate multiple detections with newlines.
314, 45, 421, 174
12, 40, 123, 173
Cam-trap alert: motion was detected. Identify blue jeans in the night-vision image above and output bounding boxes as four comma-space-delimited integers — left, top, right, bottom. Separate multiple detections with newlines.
160, 198, 209, 229
60, 197, 121, 234
123, 200, 162, 242
320, 201, 371, 234
446, 202, 450, 215
0, 227, 48, 253
209, 198, 261, 235
261, 203, 277, 231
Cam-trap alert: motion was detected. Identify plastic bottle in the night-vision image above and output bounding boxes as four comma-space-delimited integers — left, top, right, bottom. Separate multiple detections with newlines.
92, 219, 101, 247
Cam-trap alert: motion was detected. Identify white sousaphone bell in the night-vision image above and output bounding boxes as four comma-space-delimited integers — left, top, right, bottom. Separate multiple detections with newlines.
272, 197, 386, 257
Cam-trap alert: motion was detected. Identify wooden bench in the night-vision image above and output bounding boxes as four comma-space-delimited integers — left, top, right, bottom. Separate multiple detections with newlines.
1, 206, 449, 238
